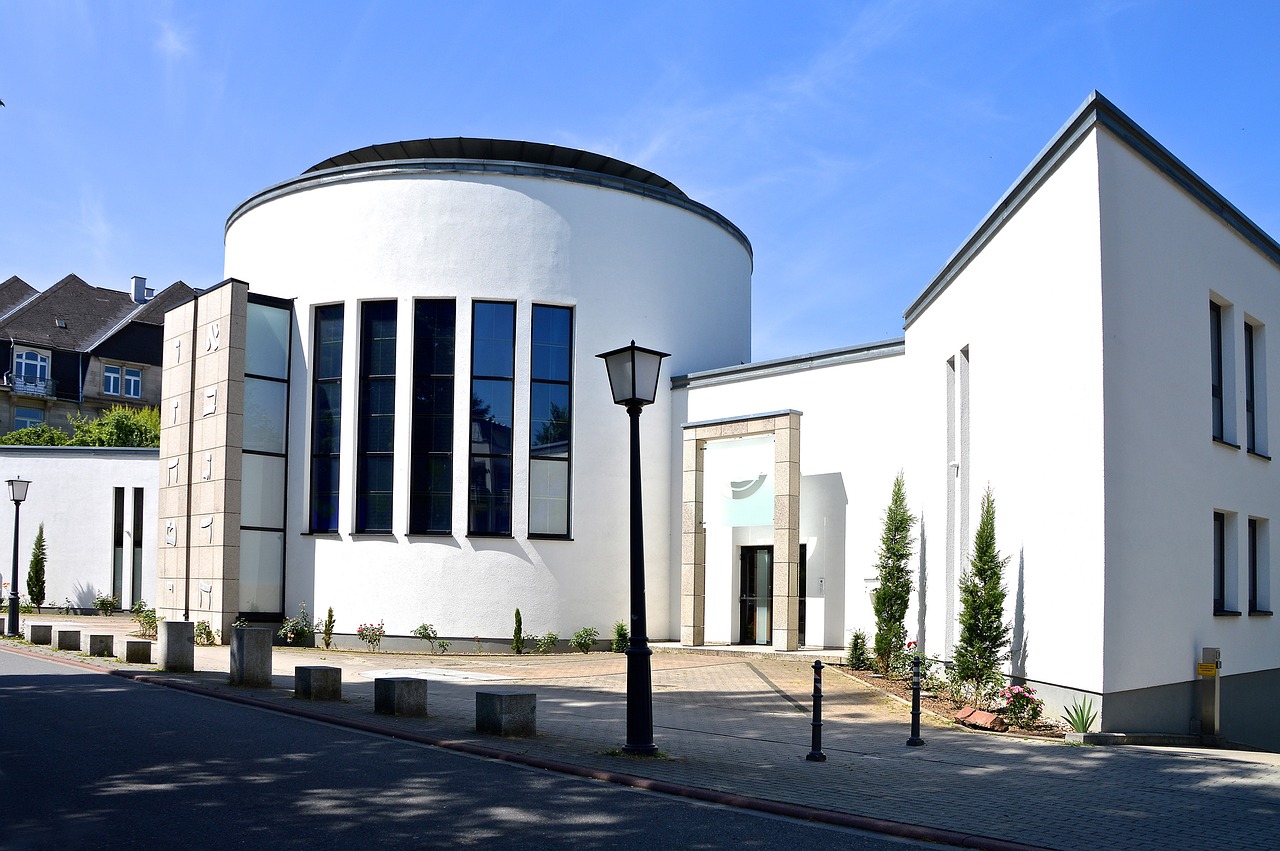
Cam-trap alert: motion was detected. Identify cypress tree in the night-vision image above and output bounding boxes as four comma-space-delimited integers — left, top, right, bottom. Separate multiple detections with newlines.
953, 487, 1011, 685
872, 473, 916, 670
27, 523, 46, 612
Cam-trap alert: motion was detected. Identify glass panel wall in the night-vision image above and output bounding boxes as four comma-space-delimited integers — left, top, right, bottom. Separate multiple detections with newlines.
356, 301, 397, 533
410, 299, 455, 534
529, 305, 572, 536
310, 305, 343, 532
469, 302, 515, 535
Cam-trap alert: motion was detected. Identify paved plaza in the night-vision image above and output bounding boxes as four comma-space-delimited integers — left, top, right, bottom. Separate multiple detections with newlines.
5, 616, 1279, 849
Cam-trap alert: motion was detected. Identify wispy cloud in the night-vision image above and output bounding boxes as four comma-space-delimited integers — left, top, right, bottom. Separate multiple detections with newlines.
79, 188, 115, 268
156, 19, 192, 63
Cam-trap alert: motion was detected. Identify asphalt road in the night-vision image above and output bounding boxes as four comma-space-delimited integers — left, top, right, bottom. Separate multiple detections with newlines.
0, 648, 929, 850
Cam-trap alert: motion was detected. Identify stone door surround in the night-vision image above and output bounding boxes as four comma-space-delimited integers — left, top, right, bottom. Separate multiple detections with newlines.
681, 410, 801, 650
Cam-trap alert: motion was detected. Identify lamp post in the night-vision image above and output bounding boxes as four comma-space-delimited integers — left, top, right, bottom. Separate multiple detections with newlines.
598, 340, 669, 755
6, 476, 29, 637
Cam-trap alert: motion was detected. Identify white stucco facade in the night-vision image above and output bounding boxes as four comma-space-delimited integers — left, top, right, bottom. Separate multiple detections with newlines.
0, 446, 157, 612
220, 144, 752, 641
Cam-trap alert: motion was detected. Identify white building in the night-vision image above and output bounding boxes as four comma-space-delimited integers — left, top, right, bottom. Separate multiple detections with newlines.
156, 94, 1279, 749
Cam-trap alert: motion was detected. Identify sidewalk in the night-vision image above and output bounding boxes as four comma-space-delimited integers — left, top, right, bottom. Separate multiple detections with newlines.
6, 618, 1280, 850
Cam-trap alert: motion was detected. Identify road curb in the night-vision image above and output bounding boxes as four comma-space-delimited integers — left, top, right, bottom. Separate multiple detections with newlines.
110, 668, 1049, 851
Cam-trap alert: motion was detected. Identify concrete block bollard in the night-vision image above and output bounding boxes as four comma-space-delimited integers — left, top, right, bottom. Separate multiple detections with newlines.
374, 677, 428, 717
158, 620, 195, 672
55, 628, 81, 651
476, 691, 536, 737
230, 627, 273, 688
24, 623, 52, 645
295, 665, 342, 700
125, 639, 152, 664
88, 634, 114, 658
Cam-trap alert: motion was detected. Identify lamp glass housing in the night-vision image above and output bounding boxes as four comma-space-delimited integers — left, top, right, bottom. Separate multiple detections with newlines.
597, 341, 670, 407
7, 477, 29, 504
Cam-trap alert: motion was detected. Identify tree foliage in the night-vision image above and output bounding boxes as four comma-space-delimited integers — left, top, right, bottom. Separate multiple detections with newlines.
69, 405, 160, 447
953, 487, 1011, 685
0, 405, 160, 448
0, 424, 69, 446
872, 473, 916, 669
27, 522, 46, 609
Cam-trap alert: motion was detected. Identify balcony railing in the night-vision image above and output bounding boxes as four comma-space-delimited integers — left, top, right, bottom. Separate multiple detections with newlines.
3, 372, 57, 397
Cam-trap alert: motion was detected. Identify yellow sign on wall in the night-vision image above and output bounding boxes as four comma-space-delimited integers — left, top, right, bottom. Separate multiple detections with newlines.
1197, 662, 1218, 677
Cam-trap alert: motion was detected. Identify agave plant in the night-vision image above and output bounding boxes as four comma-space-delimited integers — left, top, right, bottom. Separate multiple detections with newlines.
1062, 697, 1098, 733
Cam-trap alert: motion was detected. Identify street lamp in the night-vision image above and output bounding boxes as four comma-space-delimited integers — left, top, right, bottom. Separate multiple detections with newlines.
6, 476, 29, 637
597, 340, 669, 755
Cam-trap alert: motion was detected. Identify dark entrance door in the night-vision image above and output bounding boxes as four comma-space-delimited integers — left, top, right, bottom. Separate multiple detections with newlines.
739, 546, 772, 645
797, 543, 807, 645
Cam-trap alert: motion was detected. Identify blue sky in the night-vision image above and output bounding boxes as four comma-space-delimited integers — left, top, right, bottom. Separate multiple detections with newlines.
2, 1, 1278, 361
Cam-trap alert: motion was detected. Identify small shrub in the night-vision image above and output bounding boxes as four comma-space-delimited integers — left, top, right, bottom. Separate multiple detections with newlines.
320, 607, 335, 650
998, 684, 1044, 727
884, 640, 918, 679
3, 595, 35, 615
570, 626, 599, 654
611, 621, 629, 653
1062, 697, 1098, 733
947, 667, 1004, 711
93, 592, 118, 616
27, 523, 46, 611
412, 623, 450, 654
846, 629, 873, 669
277, 602, 316, 645
356, 621, 385, 652
194, 620, 218, 646
131, 600, 160, 639
231, 616, 250, 629
512, 608, 525, 655
536, 631, 559, 654
57, 598, 74, 615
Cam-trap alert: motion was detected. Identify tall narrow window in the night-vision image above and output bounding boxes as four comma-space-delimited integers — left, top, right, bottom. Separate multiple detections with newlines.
1249, 518, 1260, 613
103, 365, 121, 396
1211, 302, 1224, 441
309, 305, 344, 532
410, 300, 455, 535
469, 301, 515, 536
112, 487, 125, 605
131, 488, 144, 607
356, 301, 397, 533
124, 367, 142, 398
1213, 511, 1226, 613
529, 305, 572, 536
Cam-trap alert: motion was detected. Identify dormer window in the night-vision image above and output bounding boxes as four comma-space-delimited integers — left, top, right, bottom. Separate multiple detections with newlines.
103, 365, 121, 395
103, 364, 142, 398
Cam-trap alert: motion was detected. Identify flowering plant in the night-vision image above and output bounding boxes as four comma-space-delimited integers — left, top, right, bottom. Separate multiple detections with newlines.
998, 683, 1044, 727
356, 621, 385, 652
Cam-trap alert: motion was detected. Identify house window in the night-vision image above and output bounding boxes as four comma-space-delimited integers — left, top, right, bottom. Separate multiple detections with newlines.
12, 347, 50, 394
529, 305, 573, 536
124, 368, 142, 398
1249, 518, 1271, 615
14, 407, 43, 430
356, 301, 397, 534
309, 305, 344, 533
409, 299, 455, 535
103, 365, 121, 396
1245, 320, 1267, 457
1214, 511, 1240, 615
469, 301, 515, 536
1211, 301, 1225, 441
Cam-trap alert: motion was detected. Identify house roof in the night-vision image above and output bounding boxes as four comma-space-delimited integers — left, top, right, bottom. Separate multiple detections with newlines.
0, 274, 137, 350
0, 277, 38, 318
902, 91, 1280, 328
0, 275, 196, 354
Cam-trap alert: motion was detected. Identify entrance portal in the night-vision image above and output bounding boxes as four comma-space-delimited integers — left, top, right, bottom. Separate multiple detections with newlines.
739, 546, 773, 645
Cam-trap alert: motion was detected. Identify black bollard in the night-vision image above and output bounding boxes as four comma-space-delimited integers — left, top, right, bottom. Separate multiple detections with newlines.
807, 659, 826, 762
907, 653, 926, 747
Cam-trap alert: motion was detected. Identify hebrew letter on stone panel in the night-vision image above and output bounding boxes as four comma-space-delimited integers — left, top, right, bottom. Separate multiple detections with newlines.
206, 321, 221, 352
203, 452, 212, 481
171, 399, 180, 425
167, 458, 180, 486
199, 581, 213, 608
174, 338, 182, 364
200, 516, 214, 543
165, 520, 177, 547
203, 387, 217, 417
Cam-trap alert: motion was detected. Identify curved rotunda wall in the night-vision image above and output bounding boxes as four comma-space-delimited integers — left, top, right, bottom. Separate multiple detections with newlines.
224, 157, 752, 641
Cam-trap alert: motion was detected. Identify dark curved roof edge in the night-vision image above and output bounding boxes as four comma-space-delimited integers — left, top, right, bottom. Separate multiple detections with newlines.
306, 137, 686, 199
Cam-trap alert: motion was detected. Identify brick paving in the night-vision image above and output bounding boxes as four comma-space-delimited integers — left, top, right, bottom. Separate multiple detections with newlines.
7, 617, 1280, 849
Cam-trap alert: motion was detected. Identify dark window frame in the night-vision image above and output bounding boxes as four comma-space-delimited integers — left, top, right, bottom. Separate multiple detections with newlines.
1211, 301, 1225, 442
309, 304, 344, 533
356, 300, 397, 534
468, 301, 516, 537
409, 299, 456, 535
528, 304, 573, 538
